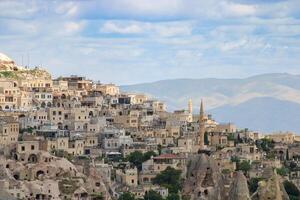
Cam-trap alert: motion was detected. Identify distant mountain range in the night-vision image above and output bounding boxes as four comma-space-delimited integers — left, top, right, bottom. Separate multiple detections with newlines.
121, 73, 300, 133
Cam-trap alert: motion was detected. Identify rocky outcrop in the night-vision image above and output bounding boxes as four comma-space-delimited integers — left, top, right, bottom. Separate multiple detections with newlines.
0, 52, 51, 80
0, 53, 16, 71
251, 170, 289, 200
0, 150, 111, 199
228, 171, 251, 200
182, 153, 226, 200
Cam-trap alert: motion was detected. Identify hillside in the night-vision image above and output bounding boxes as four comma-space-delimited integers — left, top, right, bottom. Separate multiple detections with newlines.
210, 97, 300, 133
0, 52, 51, 80
121, 73, 300, 133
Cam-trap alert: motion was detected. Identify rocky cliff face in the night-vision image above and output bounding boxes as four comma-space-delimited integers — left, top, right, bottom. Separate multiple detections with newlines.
0, 52, 51, 80
0, 53, 17, 71
251, 169, 289, 200
182, 153, 226, 200
228, 171, 251, 200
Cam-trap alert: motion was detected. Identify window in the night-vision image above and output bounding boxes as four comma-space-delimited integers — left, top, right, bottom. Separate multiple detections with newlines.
21, 146, 25, 151
31, 145, 35, 150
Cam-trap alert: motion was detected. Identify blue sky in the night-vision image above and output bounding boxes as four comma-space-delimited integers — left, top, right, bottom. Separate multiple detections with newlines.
0, 0, 300, 84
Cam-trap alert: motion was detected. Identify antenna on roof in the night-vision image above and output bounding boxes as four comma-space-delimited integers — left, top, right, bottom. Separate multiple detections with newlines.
27, 52, 30, 67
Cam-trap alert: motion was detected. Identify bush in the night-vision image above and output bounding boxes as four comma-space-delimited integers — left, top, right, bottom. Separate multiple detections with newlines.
144, 190, 163, 200
248, 177, 263, 194
152, 167, 182, 193
256, 138, 274, 153
283, 180, 300, 200
126, 151, 157, 171
276, 167, 289, 176
118, 192, 135, 200
237, 160, 251, 173
166, 193, 180, 200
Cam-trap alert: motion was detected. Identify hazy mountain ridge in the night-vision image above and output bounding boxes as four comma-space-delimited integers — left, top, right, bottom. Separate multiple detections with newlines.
210, 97, 300, 133
121, 73, 300, 133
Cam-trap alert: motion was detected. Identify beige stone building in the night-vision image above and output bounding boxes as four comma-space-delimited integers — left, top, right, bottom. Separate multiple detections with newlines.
0, 116, 19, 146
116, 167, 138, 187
19, 77, 52, 89
213, 123, 237, 133
208, 132, 228, 147
114, 109, 140, 129
96, 83, 119, 96
52, 79, 68, 92
266, 131, 295, 144
142, 154, 185, 173
0, 79, 20, 110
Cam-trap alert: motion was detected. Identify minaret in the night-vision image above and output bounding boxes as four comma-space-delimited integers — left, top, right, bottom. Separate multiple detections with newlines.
188, 99, 193, 114
198, 100, 205, 150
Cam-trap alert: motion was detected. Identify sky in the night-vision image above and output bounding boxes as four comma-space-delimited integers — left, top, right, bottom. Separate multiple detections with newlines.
0, 0, 300, 85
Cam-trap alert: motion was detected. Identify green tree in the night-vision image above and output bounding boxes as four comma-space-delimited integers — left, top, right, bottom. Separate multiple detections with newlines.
289, 161, 298, 170
256, 138, 274, 153
126, 151, 144, 170
157, 145, 162, 155
222, 169, 231, 175
276, 167, 289, 176
91, 193, 104, 200
166, 193, 180, 200
143, 151, 157, 161
143, 190, 163, 200
266, 151, 275, 160
283, 180, 300, 200
231, 156, 240, 163
248, 177, 263, 194
204, 132, 209, 145
152, 167, 182, 193
237, 160, 251, 173
118, 192, 136, 200
126, 151, 157, 171
227, 133, 235, 141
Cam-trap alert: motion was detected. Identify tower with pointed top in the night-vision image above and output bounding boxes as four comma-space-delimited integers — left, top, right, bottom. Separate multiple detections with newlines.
197, 100, 205, 150
188, 99, 193, 114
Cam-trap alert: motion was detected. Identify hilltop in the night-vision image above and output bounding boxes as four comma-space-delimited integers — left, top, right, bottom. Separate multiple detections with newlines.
0, 52, 51, 80
121, 73, 300, 133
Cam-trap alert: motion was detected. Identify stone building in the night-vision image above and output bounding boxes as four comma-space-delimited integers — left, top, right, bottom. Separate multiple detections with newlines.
0, 116, 19, 146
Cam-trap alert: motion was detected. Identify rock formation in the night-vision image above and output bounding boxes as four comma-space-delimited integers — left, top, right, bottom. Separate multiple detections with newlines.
251, 169, 289, 200
0, 52, 51, 80
0, 53, 16, 71
182, 153, 226, 200
228, 171, 251, 200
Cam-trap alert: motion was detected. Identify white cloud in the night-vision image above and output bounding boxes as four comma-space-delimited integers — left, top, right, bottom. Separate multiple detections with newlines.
117, 0, 182, 15
55, 2, 78, 17
222, 2, 256, 17
154, 25, 192, 37
220, 39, 248, 51
101, 22, 143, 34
1, 0, 300, 85
100, 21, 193, 37
0, 0, 40, 19
63, 21, 85, 35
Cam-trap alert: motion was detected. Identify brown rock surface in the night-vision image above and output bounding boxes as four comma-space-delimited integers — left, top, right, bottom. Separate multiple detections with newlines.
228, 171, 251, 200
182, 153, 226, 200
